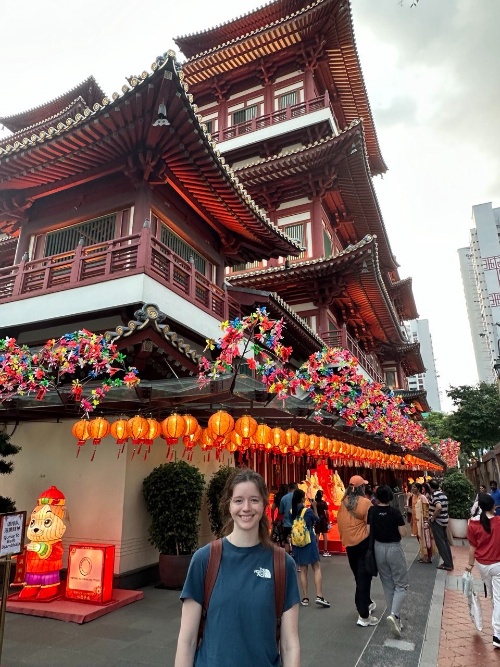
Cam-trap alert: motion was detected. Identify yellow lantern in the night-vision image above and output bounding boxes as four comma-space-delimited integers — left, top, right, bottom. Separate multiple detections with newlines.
208, 410, 234, 445
88, 417, 111, 461
71, 419, 90, 457
160, 413, 186, 445
254, 423, 271, 451
234, 415, 258, 445
285, 428, 299, 448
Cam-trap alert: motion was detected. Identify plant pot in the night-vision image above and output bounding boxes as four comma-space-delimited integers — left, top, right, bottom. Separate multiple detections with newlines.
449, 517, 468, 539
158, 554, 192, 590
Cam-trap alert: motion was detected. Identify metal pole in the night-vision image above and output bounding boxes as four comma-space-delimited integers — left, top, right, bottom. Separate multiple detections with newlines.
0, 554, 12, 663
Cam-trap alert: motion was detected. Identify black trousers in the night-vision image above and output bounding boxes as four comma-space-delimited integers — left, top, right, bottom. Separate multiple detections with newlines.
346, 537, 373, 619
431, 521, 454, 569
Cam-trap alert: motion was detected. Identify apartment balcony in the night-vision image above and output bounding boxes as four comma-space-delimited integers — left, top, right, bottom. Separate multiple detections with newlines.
320, 329, 384, 385
0, 226, 241, 328
213, 93, 338, 155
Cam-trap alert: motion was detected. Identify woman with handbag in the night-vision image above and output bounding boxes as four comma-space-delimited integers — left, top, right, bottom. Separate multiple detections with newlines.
368, 485, 408, 638
337, 475, 379, 627
466, 492, 500, 648
175, 469, 301, 666
290, 488, 330, 608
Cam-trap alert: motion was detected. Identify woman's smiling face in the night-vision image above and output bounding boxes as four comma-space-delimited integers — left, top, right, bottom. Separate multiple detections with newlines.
230, 481, 264, 532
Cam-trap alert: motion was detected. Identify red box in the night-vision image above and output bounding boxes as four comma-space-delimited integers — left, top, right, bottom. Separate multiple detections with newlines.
65, 544, 115, 604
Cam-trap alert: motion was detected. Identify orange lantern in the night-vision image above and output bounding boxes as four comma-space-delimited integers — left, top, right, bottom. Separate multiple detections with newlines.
308, 434, 319, 454
230, 430, 248, 454
88, 417, 111, 461
183, 424, 202, 461
285, 428, 299, 448
127, 415, 149, 444
160, 413, 186, 445
254, 423, 271, 451
182, 415, 199, 443
298, 432, 309, 453
226, 438, 238, 454
270, 427, 285, 454
234, 415, 258, 445
110, 418, 129, 457
200, 428, 214, 461
140, 418, 161, 459
72, 419, 90, 457
208, 410, 234, 445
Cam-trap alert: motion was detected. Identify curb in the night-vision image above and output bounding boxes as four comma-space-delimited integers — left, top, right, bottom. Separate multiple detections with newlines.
419, 568, 447, 667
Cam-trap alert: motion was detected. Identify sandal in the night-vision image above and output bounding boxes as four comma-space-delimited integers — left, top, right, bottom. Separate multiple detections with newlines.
418, 559, 432, 564
437, 564, 453, 571
300, 597, 309, 606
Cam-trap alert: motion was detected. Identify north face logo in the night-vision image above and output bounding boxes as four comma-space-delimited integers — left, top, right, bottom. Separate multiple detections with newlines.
254, 567, 271, 579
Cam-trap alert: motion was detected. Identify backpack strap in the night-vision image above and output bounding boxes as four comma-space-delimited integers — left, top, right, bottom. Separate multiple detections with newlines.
273, 546, 286, 649
197, 538, 223, 647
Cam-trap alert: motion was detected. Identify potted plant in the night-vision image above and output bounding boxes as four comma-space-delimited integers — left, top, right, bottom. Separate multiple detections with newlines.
206, 466, 235, 538
143, 460, 205, 589
442, 471, 475, 538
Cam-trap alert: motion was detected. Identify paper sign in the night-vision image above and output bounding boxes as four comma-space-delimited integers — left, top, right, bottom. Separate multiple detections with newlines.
0, 511, 26, 557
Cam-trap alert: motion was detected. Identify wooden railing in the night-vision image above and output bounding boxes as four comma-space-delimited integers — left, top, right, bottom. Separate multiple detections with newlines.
320, 329, 384, 384
211, 93, 333, 143
0, 226, 241, 321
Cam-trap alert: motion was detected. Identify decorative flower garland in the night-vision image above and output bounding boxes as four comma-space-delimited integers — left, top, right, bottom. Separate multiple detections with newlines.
0, 330, 140, 414
199, 310, 431, 451
438, 438, 461, 468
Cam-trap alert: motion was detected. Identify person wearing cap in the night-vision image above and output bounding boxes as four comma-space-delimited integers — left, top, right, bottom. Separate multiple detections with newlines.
337, 475, 379, 627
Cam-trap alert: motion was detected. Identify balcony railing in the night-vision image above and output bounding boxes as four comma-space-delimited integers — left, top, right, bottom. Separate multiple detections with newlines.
320, 329, 384, 384
0, 226, 240, 321
211, 93, 333, 143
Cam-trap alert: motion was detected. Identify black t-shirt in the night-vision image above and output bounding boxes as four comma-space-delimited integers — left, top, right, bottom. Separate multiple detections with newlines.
368, 505, 405, 543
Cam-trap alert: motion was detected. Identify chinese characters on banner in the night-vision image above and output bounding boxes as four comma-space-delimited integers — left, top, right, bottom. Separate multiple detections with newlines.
0, 512, 26, 558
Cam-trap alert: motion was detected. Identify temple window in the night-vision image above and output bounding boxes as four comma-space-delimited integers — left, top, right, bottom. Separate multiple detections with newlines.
158, 222, 213, 278
231, 260, 260, 272
44, 213, 117, 257
233, 105, 258, 125
278, 91, 297, 109
282, 222, 305, 259
384, 369, 397, 389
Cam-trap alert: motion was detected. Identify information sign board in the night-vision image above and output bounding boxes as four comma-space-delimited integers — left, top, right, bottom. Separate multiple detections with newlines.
0, 512, 26, 558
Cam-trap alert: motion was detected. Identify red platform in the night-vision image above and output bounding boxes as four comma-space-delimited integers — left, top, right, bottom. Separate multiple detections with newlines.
6, 588, 144, 624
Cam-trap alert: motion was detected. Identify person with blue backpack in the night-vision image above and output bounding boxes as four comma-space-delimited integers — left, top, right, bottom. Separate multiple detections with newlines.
290, 488, 330, 609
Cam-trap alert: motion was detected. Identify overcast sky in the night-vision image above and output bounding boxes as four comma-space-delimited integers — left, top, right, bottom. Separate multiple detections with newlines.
1, 0, 496, 411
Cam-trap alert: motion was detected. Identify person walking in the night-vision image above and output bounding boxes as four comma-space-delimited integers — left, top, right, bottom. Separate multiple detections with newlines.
175, 468, 301, 667
314, 490, 331, 557
368, 485, 408, 638
290, 489, 330, 608
471, 484, 487, 518
337, 475, 379, 627
428, 479, 454, 571
414, 482, 435, 564
466, 493, 500, 649
490, 481, 500, 516
271, 483, 289, 547
279, 482, 298, 553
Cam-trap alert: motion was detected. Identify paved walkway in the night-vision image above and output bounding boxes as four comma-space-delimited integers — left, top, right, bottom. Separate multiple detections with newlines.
0, 538, 497, 666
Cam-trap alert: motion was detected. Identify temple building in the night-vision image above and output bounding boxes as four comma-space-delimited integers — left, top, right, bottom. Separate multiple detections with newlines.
0, 0, 438, 585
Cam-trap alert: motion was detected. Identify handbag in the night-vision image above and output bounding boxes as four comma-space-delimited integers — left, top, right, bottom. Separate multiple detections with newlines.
365, 509, 378, 577
468, 590, 483, 631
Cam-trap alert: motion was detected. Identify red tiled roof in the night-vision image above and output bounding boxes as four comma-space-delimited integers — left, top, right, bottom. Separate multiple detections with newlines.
0, 76, 105, 133
235, 123, 397, 271
176, 0, 386, 174
227, 235, 406, 346
0, 55, 300, 260
390, 277, 419, 321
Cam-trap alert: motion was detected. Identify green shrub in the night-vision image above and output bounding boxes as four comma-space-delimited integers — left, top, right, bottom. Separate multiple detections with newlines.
143, 461, 205, 555
206, 466, 236, 537
442, 471, 475, 520
0, 432, 21, 513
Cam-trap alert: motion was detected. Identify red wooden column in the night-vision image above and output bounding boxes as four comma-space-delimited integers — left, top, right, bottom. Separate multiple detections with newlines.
310, 195, 325, 258
132, 183, 152, 234
304, 68, 315, 102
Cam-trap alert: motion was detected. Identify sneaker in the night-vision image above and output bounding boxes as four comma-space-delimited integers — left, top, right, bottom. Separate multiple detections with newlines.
322, 551, 332, 557
300, 597, 309, 606
368, 601, 377, 613
357, 615, 379, 627
493, 636, 500, 648
315, 596, 330, 608
387, 614, 401, 638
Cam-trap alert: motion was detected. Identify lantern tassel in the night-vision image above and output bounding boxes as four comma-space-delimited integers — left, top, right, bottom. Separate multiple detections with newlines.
91, 447, 97, 462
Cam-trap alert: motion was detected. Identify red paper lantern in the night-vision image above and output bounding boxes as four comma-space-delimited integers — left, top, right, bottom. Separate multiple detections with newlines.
234, 415, 258, 445
72, 419, 90, 457
88, 417, 111, 461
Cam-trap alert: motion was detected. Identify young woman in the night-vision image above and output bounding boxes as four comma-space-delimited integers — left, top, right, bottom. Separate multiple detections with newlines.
414, 482, 435, 564
466, 493, 500, 649
290, 488, 330, 608
271, 483, 289, 547
368, 485, 408, 638
470, 484, 487, 518
314, 490, 331, 557
405, 484, 419, 537
175, 468, 301, 667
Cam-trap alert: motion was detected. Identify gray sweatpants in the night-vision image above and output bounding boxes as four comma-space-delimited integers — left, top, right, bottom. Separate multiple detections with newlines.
374, 541, 409, 618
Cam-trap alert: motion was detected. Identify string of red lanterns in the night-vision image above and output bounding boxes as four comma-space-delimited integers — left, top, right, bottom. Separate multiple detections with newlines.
71, 411, 442, 471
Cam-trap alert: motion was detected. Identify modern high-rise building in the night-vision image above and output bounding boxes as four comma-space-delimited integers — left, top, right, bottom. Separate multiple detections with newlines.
405, 319, 442, 412
458, 202, 500, 384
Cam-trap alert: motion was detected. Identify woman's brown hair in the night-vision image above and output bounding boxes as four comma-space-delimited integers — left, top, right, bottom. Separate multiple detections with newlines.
220, 468, 272, 547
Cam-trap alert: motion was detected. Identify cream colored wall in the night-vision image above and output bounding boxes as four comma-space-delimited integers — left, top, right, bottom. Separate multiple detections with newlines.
2, 420, 236, 576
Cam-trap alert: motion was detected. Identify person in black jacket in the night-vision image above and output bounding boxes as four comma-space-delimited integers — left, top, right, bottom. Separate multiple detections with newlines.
368, 485, 408, 638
